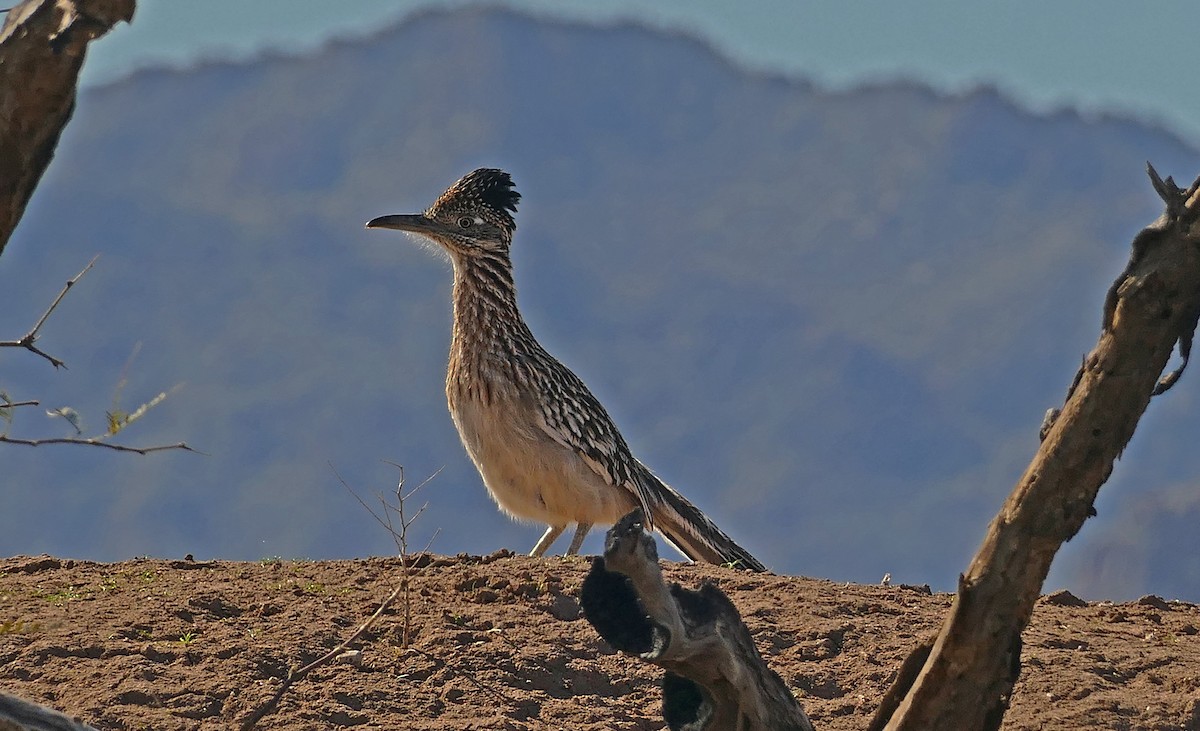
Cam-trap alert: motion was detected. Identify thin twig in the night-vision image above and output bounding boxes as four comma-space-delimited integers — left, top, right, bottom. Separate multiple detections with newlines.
0, 435, 197, 455
385, 461, 444, 502
0, 256, 98, 369
341, 463, 440, 646
410, 647, 515, 704
1, 400, 39, 408
334, 463, 440, 553
334, 465, 397, 538
245, 466, 505, 728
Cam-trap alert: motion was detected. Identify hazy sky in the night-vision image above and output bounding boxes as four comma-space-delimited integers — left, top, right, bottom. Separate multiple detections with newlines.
83, 0, 1200, 145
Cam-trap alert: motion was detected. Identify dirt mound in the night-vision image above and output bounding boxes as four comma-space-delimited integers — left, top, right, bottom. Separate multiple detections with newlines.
1, 553, 1198, 729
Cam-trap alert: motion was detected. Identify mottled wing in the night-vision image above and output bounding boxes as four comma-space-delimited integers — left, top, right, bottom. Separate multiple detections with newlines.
528, 356, 657, 524
634, 461, 768, 571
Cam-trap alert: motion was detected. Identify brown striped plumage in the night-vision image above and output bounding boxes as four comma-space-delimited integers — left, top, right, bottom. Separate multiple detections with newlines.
366, 169, 765, 571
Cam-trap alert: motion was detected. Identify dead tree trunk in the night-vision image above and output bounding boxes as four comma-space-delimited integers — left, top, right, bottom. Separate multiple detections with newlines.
873, 166, 1200, 730
581, 509, 815, 731
582, 166, 1200, 731
0, 0, 135, 257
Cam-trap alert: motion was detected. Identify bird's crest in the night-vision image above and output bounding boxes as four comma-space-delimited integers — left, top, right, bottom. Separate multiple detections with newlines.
429, 168, 521, 235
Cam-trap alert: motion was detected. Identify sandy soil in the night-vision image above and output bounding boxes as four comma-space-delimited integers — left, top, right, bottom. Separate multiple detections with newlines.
2, 552, 1198, 730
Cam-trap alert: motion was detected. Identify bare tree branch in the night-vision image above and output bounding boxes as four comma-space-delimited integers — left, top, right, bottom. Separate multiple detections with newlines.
0, 0, 135, 256
0, 255, 97, 368
1, 399, 39, 408
876, 165, 1200, 730
0, 435, 197, 455
0, 4, 185, 460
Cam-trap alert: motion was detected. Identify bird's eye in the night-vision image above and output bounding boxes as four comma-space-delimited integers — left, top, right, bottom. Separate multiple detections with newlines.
458, 217, 473, 229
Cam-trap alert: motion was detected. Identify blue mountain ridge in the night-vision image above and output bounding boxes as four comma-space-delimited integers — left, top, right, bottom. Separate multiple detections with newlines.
3, 7, 1199, 600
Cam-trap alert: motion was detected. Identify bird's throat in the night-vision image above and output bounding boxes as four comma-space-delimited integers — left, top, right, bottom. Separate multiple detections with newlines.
448, 254, 532, 392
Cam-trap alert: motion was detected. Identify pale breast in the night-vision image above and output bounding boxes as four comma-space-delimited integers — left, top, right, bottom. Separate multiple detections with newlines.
447, 388, 638, 526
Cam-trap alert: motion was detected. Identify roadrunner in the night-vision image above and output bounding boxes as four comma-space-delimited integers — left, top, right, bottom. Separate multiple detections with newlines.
367, 168, 765, 571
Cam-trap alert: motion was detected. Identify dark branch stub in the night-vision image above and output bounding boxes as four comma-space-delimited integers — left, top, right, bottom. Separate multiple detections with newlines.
663, 671, 710, 730
1047, 163, 1200, 441
581, 509, 814, 731
1131, 164, 1200, 396
1146, 163, 1200, 221
1142, 164, 1200, 396
580, 555, 660, 656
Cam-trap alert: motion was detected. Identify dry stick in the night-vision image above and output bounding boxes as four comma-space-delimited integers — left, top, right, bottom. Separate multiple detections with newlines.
1, 399, 38, 408
337, 463, 440, 546
385, 486, 435, 649
0, 255, 98, 369
876, 164, 1200, 731
380, 461, 441, 647
333, 460, 441, 643
375, 468, 519, 706
241, 467, 439, 729
409, 646, 515, 705
344, 465, 516, 705
0, 435, 195, 454
238, 580, 408, 731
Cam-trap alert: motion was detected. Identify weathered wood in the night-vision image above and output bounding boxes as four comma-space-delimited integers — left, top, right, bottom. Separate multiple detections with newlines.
581, 509, 814, 731
0, 0, 135, 257
879, 166, 1200, 730
0, 691, 98, 731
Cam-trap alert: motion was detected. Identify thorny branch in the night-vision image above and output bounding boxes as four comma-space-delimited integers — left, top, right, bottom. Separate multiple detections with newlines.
0, 255, 97, 368
2, 280, 196, 454
1, 380, 196, 455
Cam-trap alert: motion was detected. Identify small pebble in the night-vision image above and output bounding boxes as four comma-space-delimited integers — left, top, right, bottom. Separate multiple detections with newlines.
335, 650, 363, 667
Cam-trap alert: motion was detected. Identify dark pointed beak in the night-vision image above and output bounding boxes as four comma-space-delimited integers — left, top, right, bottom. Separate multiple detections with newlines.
365, 213, 436, 233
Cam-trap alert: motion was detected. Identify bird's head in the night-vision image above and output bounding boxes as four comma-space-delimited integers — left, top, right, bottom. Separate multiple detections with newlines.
366, 168, 521, 257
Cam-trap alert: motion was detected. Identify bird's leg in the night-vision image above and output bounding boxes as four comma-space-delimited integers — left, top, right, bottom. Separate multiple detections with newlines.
530, 524, 566, 557
566, 522, 592, 555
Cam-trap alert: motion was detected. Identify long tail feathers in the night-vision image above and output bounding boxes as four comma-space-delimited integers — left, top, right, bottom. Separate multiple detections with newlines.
635, 464, 767, 572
